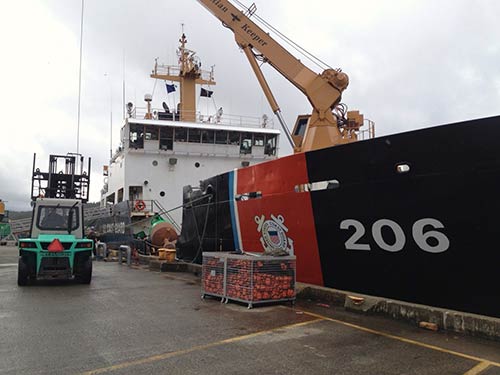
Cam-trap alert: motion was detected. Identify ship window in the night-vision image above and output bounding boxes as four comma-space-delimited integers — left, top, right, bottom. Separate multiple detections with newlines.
129, 124, 144, 149
215, 130, 228, 144
160, 127, 174, 150
160, 191, 165, 197
240, 133, 252, 155
264, 134, 277, 156
145, 125, 159, 140
175, 128, 187, 142
117, 188, 124, 202
107, 193, 115, 205
201, 130, 215, 144
128, 186, 142, 201
188, 128, 201, 143
254, 134, 265, 146
229, 131, 241, 146
293, 116, 309, 137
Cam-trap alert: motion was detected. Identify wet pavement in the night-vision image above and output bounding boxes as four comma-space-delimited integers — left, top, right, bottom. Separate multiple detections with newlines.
0, 245, 499, 375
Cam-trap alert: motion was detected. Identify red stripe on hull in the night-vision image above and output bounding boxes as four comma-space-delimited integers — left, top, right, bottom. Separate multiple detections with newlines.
235, 154, 324, 285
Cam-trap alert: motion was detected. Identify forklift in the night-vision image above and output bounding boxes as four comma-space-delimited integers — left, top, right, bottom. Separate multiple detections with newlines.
17, 154, 94, 285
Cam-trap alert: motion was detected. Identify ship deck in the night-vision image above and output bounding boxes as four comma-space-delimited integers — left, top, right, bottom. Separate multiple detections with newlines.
1, 245, 499, 374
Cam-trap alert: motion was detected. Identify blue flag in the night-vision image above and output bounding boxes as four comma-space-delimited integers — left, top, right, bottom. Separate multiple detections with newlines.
166, 84, 176, 94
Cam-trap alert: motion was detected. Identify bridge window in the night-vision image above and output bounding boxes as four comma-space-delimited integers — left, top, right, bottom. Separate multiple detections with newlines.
254, 134, 265, 146
201, 130, 215, 144
160, 127, 174, 150
240, 133, 253, 154
145, 125, 158, 140
188, 128, 201, 143
229, 131, 241, 146
129, 124, 144, 149
215, 130, 228, 144
265, 134, 277, 156
175, 128, 187, 142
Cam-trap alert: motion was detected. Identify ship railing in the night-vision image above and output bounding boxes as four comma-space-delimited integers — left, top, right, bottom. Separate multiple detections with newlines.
154, 64, 215, 82
129, 107, 274, 129
9, 217, 32, 234
358, 119, 376, 140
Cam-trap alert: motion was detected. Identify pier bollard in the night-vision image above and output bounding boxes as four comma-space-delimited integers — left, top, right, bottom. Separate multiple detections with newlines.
119, 245, 132, 266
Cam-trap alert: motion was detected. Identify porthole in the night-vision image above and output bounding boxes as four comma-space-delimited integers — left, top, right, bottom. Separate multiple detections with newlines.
195, 162, 200, 168
160, 191, 165, 197
152, 160, 158, 166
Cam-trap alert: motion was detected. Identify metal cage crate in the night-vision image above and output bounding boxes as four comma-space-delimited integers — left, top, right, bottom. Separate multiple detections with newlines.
202, 252, 296, 308
201, 253, 226, 299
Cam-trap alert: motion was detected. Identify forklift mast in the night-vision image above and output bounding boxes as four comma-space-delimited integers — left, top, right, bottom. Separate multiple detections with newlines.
31, 153, 91, 202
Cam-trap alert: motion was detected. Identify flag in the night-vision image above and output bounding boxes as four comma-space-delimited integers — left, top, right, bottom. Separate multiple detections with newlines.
200, 88, 214, 97
166, 83, 176, 94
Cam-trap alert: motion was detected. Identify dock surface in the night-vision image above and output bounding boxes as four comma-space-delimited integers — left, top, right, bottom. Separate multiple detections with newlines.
1, 245, 499, 375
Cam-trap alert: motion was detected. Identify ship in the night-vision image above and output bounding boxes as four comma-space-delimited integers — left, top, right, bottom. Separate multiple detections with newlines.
176, 0, 500, 319
99, 33, 280, 236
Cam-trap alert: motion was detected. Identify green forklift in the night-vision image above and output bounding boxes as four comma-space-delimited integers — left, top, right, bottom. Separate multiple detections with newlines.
17, 154, 94, 285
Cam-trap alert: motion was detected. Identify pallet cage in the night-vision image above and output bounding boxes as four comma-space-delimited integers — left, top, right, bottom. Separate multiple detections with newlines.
202, 254, 226, 299
202, 252, 296, 308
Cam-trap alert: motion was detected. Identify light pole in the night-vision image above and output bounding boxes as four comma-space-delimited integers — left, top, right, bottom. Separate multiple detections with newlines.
104, 73, 113, 161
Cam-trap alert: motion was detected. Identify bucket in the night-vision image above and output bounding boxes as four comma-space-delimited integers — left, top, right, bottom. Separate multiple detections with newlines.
158, 248, 167, 260
165, 249, 176, 263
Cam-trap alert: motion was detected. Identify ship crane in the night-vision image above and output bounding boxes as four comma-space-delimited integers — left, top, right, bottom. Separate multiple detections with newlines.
196, 0, 367, 152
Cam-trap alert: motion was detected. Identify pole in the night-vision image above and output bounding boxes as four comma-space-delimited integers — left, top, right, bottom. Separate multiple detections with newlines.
105, 73, 113, 160
76, 0, 84, 156
122, 49, 126, 120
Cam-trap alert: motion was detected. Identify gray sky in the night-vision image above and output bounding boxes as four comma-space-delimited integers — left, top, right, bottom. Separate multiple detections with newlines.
1, 0, 499, 211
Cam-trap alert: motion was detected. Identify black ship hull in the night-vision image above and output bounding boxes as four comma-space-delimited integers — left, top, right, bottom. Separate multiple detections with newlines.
178, 116, 500, 318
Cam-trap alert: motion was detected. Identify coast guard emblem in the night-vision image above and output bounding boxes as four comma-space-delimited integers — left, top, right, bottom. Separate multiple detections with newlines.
255, 214, 294, 255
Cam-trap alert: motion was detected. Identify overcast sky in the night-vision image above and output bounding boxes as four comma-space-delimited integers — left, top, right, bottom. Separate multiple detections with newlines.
1, 0, 499, 211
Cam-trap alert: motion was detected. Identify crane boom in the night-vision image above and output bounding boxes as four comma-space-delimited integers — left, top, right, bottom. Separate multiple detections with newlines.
196, 0, 361, 152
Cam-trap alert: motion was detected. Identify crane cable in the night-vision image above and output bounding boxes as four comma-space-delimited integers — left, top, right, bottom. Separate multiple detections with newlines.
232, 0, 333, 71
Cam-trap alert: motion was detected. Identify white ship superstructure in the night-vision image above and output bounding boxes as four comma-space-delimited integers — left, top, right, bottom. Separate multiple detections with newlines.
100, 34, 279, 231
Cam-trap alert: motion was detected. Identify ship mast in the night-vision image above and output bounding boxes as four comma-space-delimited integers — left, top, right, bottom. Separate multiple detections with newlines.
151, 33, 216, 122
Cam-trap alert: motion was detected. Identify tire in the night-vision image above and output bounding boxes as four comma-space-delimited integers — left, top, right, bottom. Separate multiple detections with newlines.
17, 257, 29, 286
76, 256, 92, 284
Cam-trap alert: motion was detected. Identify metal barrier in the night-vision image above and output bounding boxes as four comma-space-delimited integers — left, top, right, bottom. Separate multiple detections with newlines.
95, 242, 107, 260
119, 245, 131, 266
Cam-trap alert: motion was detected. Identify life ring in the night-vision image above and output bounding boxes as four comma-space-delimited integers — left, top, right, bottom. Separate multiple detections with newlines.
135, 200, 146, 211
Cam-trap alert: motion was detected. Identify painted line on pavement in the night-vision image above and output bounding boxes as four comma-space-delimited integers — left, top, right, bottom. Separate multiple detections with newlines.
463, 361, 492, 375
303, 310, 500, 368
80, 318, 323, 375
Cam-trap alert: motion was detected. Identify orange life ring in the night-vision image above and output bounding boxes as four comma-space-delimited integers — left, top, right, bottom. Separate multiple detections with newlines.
135, 200, 146, 211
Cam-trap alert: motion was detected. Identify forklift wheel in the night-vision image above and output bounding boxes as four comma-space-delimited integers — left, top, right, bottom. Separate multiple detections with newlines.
17, 258, 29, 286
76, 256, 92, 284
